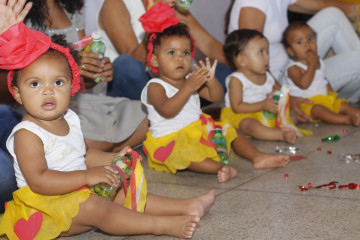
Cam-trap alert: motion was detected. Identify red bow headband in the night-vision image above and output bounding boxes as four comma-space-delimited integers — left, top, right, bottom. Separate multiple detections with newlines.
0, 22, 80, 100
139, 2, 195, 75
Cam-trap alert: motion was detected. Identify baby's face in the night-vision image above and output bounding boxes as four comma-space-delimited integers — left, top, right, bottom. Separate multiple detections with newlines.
13, 53, 72, 122
286, 26, 317, 61
152, 35, 192, 83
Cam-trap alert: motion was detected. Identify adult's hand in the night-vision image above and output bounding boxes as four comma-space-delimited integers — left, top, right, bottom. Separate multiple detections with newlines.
290, 96, 313, 123
0, 0, 32, 34
79, 51, 113, 87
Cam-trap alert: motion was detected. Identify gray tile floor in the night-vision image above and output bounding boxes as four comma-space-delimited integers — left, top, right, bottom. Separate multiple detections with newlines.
56, 121, 360, 240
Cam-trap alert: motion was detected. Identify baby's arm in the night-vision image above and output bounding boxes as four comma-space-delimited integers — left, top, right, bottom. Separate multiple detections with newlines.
288, 52, 319, 89
148, 69, 209, 118
229, 77, 277, 114
14, 129, 119, 196
197, 59, 224, 102
85, 146, 131, 168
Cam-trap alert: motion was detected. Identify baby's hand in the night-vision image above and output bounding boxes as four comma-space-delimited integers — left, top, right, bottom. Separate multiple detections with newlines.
262, 98, 278, 113
112, 146, 131, 158
85, 166, 120, 187
305, 51, 319, 67
185, 67, 209, 92
193, 58, 218, 82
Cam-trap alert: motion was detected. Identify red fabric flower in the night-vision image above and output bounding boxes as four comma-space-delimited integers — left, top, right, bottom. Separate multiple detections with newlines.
139, 2, 179, 33
0, 22, 80, 99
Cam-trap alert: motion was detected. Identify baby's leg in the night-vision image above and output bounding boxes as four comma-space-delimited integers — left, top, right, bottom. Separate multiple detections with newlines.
188, 159, 238, 183
144, 190, 216, 217
239, 118, 296, 144
311, 104, 359, 125
61, 194, 199, 239
339, 102, 360, 126
113, 188, 216, 218
231, 130, 290, 169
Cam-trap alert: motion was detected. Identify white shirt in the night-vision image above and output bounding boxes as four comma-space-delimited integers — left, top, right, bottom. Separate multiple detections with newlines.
141, 79, 202, 138
224, 71, 275, 107
7, 109, 87, 188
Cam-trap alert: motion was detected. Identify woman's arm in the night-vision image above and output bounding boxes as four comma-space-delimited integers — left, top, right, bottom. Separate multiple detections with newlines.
289, 0, 355, 19
176, 9, 227, 65
238, 7, 266, 33
99, 0, 147, 65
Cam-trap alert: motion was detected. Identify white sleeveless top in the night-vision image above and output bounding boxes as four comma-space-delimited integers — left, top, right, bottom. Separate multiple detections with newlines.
85, 0, 146, 62
141, 78, 202, 138
224, 71, 275, 107
6, 109, 87, 188
284, 59, 328, 98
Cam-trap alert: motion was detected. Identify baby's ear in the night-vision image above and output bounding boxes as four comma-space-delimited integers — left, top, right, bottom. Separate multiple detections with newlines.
150, 54, 159, 68
286, 47, 294, 57
12, 86, 22, 104
235, 53, 246, 68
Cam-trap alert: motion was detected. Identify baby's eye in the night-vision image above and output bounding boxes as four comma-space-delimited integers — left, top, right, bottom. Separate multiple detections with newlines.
168, 51, 175, 55
30, 81, 39, 87
183, 51, 190, 56
296, 40, 302, 45
55, 79, 64, 86
259, 50, 264, 55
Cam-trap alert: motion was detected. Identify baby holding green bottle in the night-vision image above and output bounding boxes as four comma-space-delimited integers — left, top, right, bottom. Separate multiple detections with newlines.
220, 29, 297, 144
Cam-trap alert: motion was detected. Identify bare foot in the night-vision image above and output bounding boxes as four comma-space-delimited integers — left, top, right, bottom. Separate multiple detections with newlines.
350, 114, 360, 126
252, 153, 289, 169
157, 215, 200, 239
217, 165, 238, 183
187, 190, 216, 218
282, 128, 297, 144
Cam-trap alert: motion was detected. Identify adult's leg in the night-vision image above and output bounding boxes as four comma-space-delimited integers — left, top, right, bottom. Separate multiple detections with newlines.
0, 106, 23, 153
0, 149, 17, 213
0, 106, 22, 212
308, 7, 360, 58
107, 54, 151, 100
214, 62, 233, 92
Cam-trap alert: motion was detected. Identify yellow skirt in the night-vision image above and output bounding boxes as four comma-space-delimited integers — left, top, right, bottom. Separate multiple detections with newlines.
143, 114, 237, 173
0, 186, 93, 240
300, 92, 347, 120
220, 107, 276, 128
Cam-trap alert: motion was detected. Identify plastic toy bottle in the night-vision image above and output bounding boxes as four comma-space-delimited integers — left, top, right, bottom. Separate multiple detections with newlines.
262, 90, 282, 120
211, 126, 229, 164
176, 0, 193, 10
89, 31, 106, 83
321, 134, 340, 142
90, 154, 133, 200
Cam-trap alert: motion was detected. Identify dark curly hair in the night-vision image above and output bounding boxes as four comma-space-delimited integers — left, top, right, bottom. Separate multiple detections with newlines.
24, 0, 84, 31
151, 23, 194, 53
223, 29, 265, 70
12, 34, 80, 87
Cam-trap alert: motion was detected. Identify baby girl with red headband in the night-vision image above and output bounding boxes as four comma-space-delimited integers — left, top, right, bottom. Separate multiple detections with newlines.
140, 2, 290, 178
0, 11, 216, 239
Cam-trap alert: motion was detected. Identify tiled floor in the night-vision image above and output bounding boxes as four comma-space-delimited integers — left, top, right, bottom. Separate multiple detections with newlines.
55, 121, 360, 240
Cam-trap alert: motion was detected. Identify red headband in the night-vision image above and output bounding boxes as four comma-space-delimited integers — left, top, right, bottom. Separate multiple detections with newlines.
139, 2, 195, 75
0, 22, 80, 100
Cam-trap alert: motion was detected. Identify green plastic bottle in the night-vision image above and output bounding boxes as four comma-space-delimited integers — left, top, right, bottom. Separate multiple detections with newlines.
321, 134, 340, 142
176, 0, 193, 10
262, 90, 281, 120
211, 126, 229, 164
89, 31, 106, 83
89, 154, 132, 200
